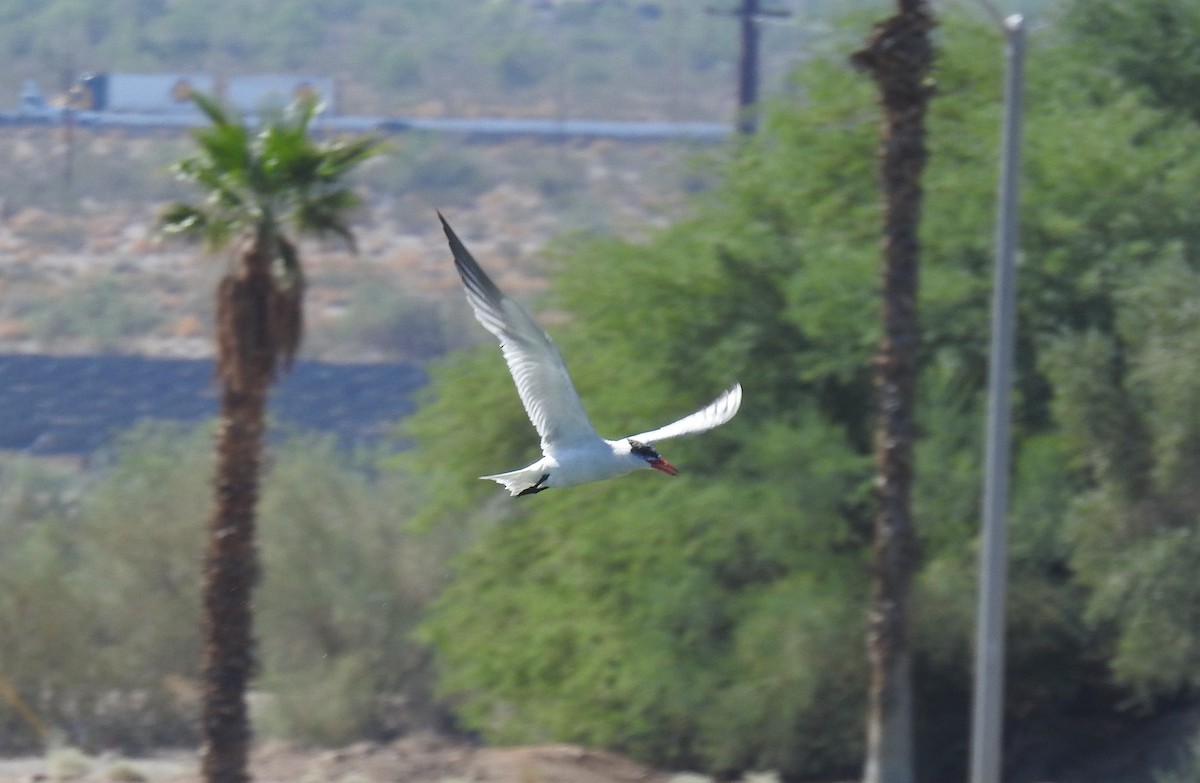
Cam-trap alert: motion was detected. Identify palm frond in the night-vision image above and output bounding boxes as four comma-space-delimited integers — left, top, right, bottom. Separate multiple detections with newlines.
260, 136, 324, 194
159, 203, 209, 236
295, 188, 363, 251
170, 90, 380, 262
285, 93, 320, 131
189, 91, 230, 127
192, 123, 251, 184
159, 201, 246, 252
200, 216, 241, 251
317, 136, 385, 181
275, 234, 305, 285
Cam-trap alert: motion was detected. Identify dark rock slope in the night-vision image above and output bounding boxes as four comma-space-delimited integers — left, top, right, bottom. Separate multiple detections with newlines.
0, 354, 425, 455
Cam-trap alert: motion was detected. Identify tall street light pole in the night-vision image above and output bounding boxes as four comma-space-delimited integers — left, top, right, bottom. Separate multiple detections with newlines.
970, 13, 1027, 783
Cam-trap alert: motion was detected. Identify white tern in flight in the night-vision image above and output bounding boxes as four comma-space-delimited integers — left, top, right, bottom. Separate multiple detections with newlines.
440, 212, 742, 496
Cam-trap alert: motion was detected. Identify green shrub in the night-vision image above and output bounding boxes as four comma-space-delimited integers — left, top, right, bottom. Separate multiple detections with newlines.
0, 425, 208, 752
0, 422, 450, 752
255, 436, 451, 743
372, 46, 423, 90
25, 274, 167, 350
0, 505, 96, 751
491, 39, 555, 90
319, 275, 474, 360
104, 761, 148, 782
48, 746, 91, 780
365, 138, 492, 203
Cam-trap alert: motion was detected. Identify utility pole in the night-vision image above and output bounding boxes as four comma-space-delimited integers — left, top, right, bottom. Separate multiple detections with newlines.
709, 0, 790, 134
970, 12, 1026, 783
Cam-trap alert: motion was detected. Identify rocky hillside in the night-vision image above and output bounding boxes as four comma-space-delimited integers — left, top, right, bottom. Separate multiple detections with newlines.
0, 125, 708, 361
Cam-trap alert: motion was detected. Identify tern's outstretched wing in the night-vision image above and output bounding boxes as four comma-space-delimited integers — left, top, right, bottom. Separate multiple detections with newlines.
625, 383, 742, 445
440, 213, 599, 451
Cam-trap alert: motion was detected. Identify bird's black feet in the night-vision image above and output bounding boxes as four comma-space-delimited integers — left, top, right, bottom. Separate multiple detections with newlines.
517, 473, 551, 497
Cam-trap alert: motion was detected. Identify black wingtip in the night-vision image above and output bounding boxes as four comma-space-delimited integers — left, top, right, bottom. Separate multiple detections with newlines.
437, 209, 454, 239
438, 211, 506, 304
438, 211, 472, 260
437, 210, 464, 255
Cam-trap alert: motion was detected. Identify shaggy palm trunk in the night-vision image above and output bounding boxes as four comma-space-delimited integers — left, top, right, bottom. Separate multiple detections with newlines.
851, 3, 934, 783
200, 241, 295, 783
200, 382, 266, 783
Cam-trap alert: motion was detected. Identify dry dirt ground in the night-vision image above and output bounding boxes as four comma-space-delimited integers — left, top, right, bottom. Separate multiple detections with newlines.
3, 708, 1200, 783
0, 734, 689, 783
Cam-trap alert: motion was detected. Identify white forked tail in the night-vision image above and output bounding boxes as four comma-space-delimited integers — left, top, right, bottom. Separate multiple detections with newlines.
480, 466, 549, 497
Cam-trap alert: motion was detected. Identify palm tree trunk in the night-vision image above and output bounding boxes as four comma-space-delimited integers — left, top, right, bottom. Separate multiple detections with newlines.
200, 381, 266, 783
850, 3, 934, 783
200, 246, 280, 783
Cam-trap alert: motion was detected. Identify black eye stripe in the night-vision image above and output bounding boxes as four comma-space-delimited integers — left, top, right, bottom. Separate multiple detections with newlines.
627, 439, 659, 459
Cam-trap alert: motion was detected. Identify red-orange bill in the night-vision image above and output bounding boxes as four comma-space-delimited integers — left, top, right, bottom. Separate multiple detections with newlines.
650, 457, 679, 477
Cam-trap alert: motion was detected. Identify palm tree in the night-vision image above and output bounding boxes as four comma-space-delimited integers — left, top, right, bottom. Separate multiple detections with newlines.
161, 94, 379, 783
849, 3, 934, 783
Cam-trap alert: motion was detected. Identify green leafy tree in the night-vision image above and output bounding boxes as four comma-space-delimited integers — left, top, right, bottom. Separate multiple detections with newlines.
1051, 7, 1200, 697
161, 93, 379, 783
1062, 0, 1200, 124
1, 422, 456, 753
1047, 254, 1200, 699
411, 11, 1200, 782
1019, 0, 1200, 713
